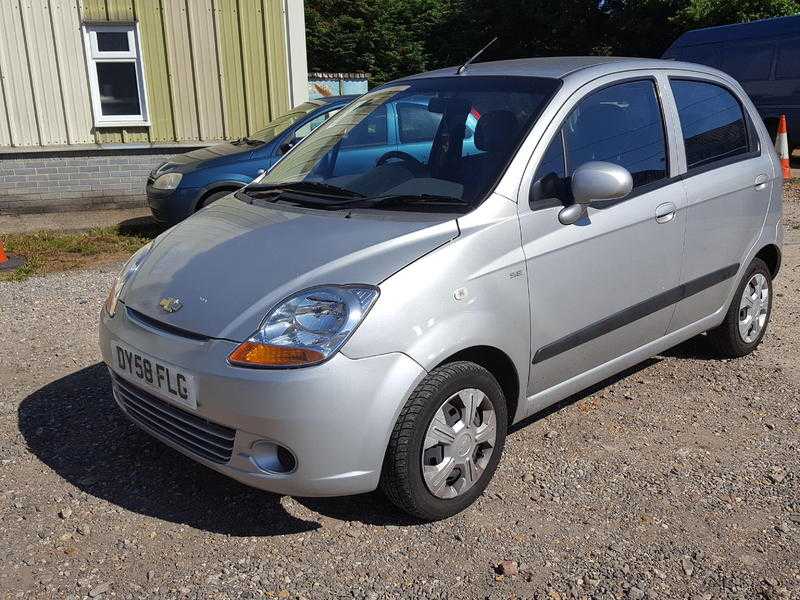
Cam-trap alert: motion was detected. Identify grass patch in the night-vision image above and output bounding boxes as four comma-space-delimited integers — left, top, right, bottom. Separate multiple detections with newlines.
1, 219, 164, 282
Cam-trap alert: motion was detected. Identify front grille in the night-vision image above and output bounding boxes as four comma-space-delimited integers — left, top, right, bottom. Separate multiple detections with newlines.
126, 307, 210, 341
111, 373, 235, 464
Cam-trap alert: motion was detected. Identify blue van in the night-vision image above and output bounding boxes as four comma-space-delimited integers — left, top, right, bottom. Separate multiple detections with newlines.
663, 15, 800, 152
146, 96, 354, 225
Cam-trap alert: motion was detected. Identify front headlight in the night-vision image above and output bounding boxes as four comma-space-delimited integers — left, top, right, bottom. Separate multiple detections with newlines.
152, 172, 183, 190
228, 285, 379, 368
104, 243, 153, 317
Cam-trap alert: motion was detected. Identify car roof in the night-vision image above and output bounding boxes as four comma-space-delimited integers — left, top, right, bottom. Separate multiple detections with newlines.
318, 94, 358, 104
401, 56, 713, 81
667, 14, 800, 47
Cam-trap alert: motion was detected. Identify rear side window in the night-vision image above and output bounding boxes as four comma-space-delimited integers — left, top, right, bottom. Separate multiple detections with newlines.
531, 79, 668, 208
670, 80, 750, 171
397, 101, 443, 143
340, 105, 388, 148
721, 42, 774, 81
776, 39, 800, 79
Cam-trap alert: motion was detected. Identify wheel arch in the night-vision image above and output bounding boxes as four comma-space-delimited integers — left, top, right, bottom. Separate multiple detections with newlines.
434, 345, 521, 426
755, 244, 781, 279
192, 181, 247, 211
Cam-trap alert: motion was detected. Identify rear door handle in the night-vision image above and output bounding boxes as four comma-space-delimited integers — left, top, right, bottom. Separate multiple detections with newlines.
655, 202, 676, 224
754, 173, 768, 190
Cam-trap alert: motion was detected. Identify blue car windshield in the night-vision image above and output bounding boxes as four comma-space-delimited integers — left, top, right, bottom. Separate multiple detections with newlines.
247, 101, 329, 144
250, 76, 560, 210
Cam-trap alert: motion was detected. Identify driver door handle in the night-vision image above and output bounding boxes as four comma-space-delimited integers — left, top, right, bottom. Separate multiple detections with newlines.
754, 173, 768, 190
655, 202, 676, 224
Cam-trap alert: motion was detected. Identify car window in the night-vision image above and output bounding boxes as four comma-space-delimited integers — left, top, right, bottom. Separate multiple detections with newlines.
530, 132, 569, 208
670, 79, 750, 171
562, 79, 668, 190
258, 76, 560, 208
293, 109, 339, 140
776, 38, 800, 79
340, 105, 388, 148
721, 42, 774, 81
397, 101, 443, 143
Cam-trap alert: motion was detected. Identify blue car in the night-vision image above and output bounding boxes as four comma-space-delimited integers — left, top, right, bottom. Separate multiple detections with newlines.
146, 96, 354, 225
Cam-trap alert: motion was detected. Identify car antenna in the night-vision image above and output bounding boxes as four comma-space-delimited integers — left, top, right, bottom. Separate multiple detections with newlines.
456, 37, 498, 75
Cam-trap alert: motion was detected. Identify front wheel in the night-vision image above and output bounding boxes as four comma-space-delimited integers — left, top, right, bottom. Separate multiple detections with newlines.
707, 258, 773, 358
380, 361, 507, 520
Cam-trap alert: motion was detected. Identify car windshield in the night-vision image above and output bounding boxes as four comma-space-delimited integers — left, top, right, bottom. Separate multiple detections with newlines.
246, 101, 327, 144
244, 76, 560, 211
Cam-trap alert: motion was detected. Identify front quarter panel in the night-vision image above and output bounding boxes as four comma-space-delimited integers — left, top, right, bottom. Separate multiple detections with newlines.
342, 194, 531, 423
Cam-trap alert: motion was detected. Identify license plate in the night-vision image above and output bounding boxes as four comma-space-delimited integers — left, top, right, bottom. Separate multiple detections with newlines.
111, 342, 197, 410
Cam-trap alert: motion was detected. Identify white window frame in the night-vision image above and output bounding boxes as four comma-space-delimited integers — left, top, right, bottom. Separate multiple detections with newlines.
82, 23, 150, 127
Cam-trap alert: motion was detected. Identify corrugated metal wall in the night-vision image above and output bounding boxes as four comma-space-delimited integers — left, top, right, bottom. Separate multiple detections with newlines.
0, 0, 292, 149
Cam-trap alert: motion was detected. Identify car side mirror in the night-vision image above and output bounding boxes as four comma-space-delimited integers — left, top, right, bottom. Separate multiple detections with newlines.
558, 161, 633, 225
280, 138, 300, 155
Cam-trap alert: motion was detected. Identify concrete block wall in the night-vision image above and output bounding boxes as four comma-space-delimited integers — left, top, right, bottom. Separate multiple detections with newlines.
0, 147, 204, 214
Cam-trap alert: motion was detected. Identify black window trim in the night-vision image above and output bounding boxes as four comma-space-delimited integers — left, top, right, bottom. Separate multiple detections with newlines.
667, 76, 761, 180
529, 75, 673, 212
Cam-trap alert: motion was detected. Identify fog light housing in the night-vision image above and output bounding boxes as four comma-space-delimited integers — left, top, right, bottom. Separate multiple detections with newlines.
249, 441, 297, 474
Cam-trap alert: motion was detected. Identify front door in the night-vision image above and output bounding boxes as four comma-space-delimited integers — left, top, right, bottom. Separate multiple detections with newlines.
518, 76, 686, 408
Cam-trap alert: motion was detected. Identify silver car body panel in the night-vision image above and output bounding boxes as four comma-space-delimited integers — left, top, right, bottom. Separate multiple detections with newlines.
99, 57, 783, 496
122, 195, 458, 341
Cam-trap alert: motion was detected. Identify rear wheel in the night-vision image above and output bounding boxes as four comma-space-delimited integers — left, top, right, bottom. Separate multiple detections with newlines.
707, 258, 772, 358
380, 361, 507, 520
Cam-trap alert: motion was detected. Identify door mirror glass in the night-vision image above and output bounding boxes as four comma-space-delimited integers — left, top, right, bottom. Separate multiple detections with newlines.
280, 138, 299, 155
559, 161, 632, 225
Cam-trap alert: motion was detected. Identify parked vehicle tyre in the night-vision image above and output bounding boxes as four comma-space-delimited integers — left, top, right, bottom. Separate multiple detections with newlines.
197, 189, 233, 210
380, 361, 507, 520
707, 258, 773, 358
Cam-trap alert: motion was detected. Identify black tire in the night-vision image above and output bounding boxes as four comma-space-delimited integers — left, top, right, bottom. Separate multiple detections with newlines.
380, 361, 507, 520
196, 189, 233, 210
707, 258, 773, 358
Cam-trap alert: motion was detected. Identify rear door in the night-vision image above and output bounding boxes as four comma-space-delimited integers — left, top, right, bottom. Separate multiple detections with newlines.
518, 74, 687, 404
666, 75, 775, 332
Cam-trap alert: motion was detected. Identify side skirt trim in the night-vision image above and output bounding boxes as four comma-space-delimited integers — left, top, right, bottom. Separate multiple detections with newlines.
532, 263, 739, 364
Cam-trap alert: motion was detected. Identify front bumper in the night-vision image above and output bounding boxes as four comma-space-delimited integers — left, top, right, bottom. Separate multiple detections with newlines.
146, 184, 200, 225
99, 306, 427, 496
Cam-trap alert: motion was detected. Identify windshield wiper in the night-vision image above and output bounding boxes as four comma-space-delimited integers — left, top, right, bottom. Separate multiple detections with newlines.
339, 194, 471, 211
242, 136, 263, 146
245, 181, 364, 199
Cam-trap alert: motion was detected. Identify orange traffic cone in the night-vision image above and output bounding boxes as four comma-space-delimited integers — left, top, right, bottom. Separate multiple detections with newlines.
776, 114, 792, 180
0, 241, 7, 263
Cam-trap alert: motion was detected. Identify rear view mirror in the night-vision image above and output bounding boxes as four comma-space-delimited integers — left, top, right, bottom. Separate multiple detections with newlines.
559, 161, 633, 225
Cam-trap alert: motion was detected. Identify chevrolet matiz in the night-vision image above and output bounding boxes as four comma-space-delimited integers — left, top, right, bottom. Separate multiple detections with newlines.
99, 57, 783, 520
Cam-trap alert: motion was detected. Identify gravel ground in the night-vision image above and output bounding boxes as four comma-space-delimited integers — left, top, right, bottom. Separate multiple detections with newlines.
1, 187, 799, 600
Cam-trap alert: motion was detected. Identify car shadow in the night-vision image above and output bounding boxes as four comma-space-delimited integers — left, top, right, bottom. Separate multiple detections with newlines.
17, 339, 708, 533
116, 215, 168, 239
17, 363, 323, 536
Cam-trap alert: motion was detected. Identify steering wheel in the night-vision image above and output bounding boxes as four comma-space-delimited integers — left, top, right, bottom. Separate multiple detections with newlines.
375, 150, 426, 173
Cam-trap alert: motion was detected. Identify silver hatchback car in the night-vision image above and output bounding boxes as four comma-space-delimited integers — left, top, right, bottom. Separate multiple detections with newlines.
99, 57, 783, 520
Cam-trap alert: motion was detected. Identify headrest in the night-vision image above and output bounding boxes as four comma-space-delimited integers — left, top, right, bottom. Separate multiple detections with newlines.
474, 110, 518, 152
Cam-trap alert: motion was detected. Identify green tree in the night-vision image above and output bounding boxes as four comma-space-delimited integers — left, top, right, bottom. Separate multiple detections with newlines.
674, 0, 800, 29
305, 0, 800, 84
305, 0, 449, 84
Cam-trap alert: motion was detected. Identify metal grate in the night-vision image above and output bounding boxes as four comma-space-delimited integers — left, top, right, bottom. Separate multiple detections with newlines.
111, 372, 235, 464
